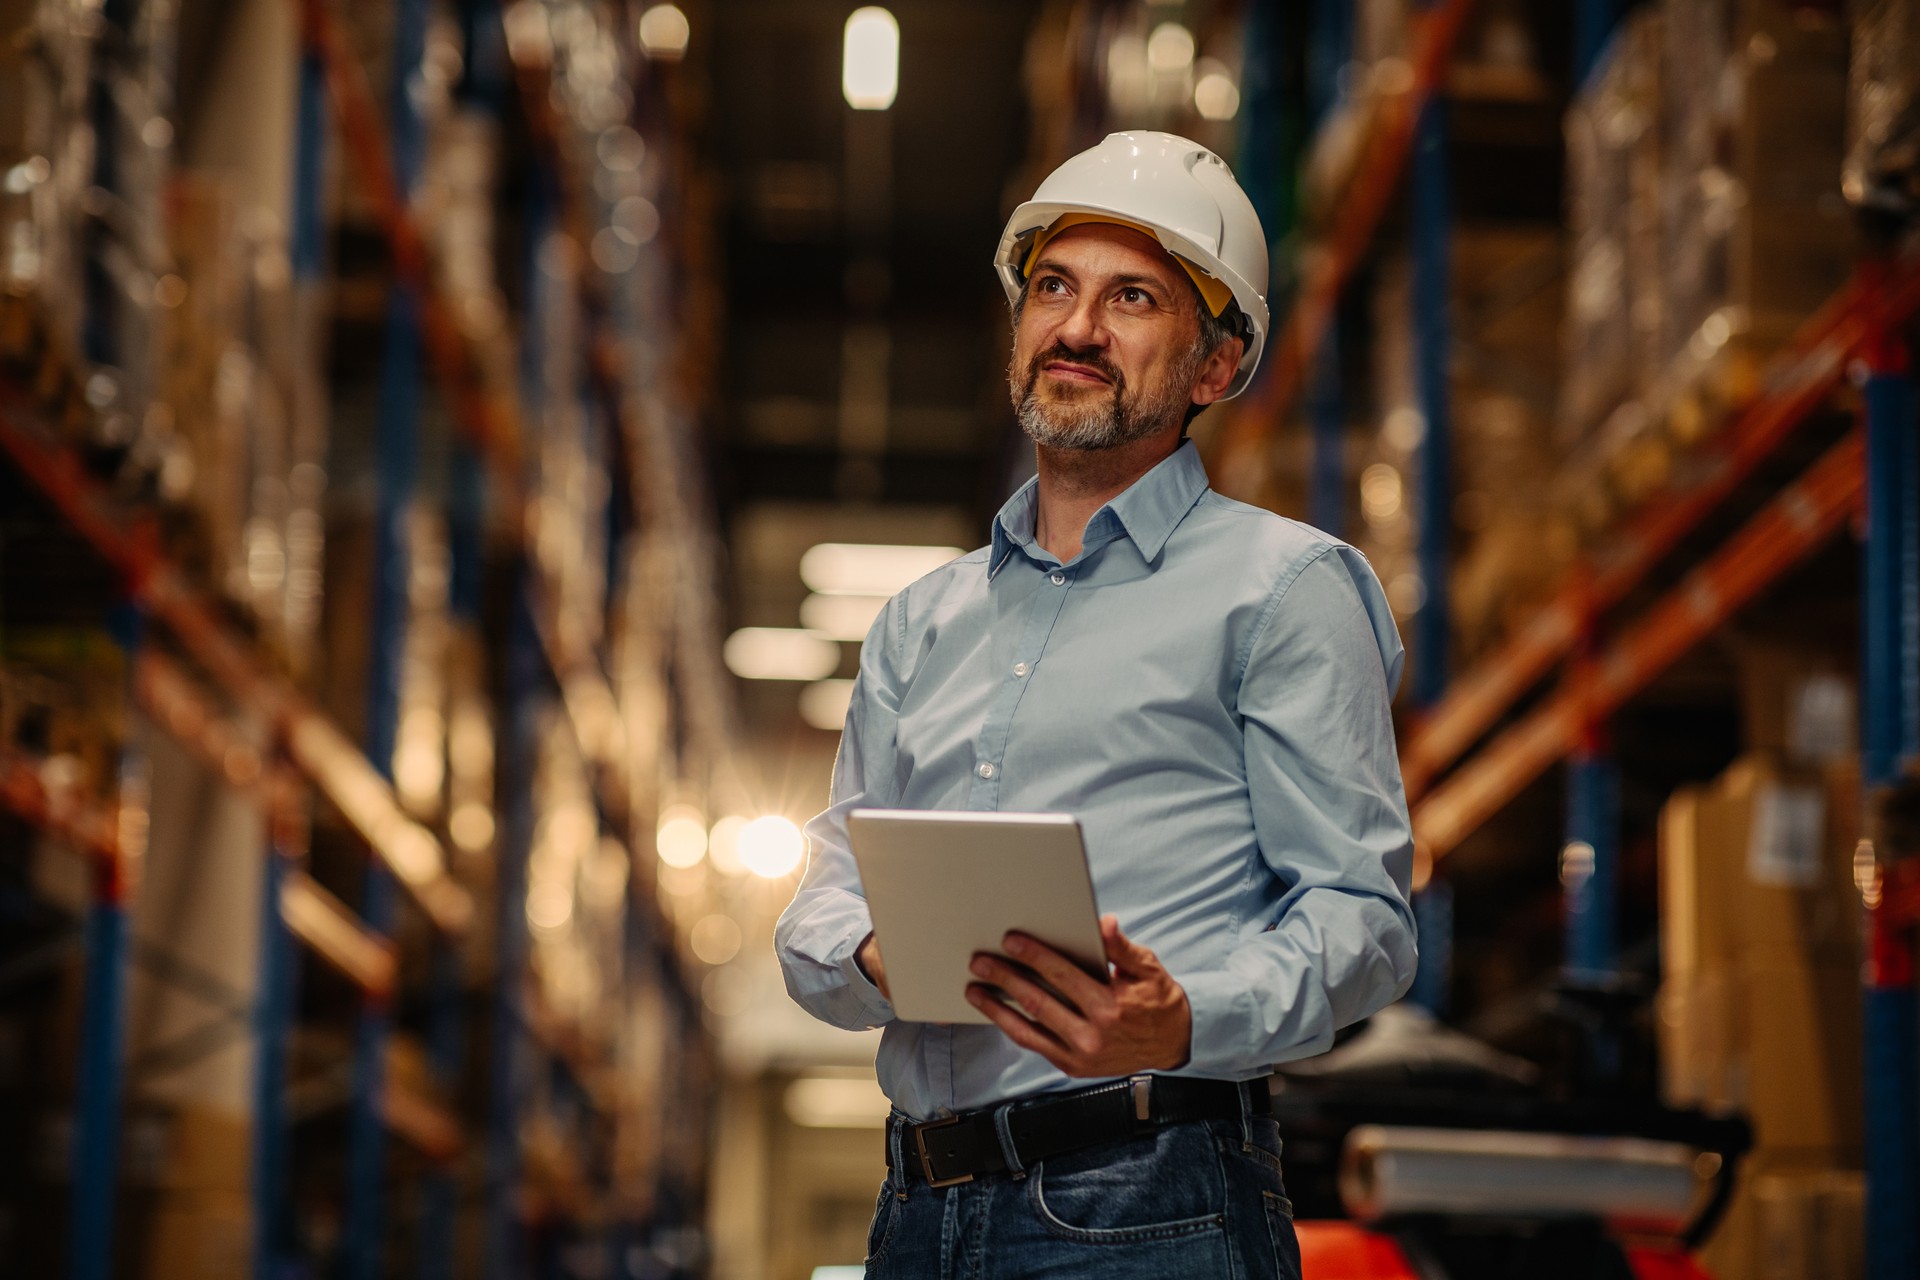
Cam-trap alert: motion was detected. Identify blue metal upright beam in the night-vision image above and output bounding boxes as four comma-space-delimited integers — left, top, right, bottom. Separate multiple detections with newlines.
69, 889, 131, 1280
484, 151, 559, 1280
1409, 86, 1451, 707
1862, 340, 1920, 1280
69, 0, 144, 1264
1574, 0, 1624, 89
1563, 751, 1620, 976
484, 580, 542, 1280
1404, 0, 1454, 1017
68, 605, 144, 1280
249, 799, 301, 1280
1307, 327, 1344, 538
343, 2, 431, 1276
252, 41, 329, 1280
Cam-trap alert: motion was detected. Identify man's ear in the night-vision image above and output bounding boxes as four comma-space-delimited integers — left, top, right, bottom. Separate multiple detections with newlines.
1189, 337, 1245, 409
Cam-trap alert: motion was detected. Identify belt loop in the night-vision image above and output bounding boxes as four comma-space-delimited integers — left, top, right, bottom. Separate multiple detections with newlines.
888, 1113, 911, 1200
992, 1102, 1027, 1180
1236, 1080, 1253, 1145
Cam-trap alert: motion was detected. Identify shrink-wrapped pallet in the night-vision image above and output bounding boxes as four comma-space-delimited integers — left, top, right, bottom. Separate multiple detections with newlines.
1845, 0, 1920, 215
1559, 11, 1661, 449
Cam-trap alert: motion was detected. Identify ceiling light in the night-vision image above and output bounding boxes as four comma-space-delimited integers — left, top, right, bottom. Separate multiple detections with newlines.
637, 4, 690, 61
708, 815, 747, 876
1194, 65, 1240, 120
799, 679, 856, 732
842, 7, 899, 110
723, 627, 840, 681
799, 592, 887, 641
739, 815, 805, 879
799, 543, 962, 595
690, 913, 743, 966
785, 1072, 891, 1128
1147, 22, 1195, 74
656, 803, 709, 868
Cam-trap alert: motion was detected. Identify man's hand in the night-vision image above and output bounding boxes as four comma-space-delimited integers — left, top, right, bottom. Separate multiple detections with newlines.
855, 931, 891, 1000
965, 915, 1191, 1077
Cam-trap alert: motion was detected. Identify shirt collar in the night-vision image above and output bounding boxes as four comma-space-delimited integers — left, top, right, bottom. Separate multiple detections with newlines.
989, 440, 1211, 578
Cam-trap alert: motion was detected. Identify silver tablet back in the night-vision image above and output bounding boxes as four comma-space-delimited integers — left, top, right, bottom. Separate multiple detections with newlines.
846, 809, 1106, 1024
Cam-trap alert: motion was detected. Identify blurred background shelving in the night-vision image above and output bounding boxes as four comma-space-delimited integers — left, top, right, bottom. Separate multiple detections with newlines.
0, 0, 1918, 1278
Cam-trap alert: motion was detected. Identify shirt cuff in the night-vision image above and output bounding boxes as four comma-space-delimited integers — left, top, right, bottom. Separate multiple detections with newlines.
1179, 969, 1257, 1076
835, 925, 896, 1027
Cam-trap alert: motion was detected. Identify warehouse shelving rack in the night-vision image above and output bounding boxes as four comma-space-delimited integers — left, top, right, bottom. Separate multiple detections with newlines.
0, 0, 717, 1276
1206, 1, 1920, 1275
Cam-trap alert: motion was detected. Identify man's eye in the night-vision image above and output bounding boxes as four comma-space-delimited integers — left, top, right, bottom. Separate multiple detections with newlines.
1037, 277, 1065, 293
1120, 287, 1152, 305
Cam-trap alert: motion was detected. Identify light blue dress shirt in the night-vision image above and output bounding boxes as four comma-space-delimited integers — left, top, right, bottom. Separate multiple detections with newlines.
775, 440, 1418, 1121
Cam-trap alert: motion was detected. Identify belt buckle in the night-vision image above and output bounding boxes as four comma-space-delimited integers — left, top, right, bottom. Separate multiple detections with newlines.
913, 1115, 975, 1188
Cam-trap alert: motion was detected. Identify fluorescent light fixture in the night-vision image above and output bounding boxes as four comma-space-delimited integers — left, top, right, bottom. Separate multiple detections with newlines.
739, 815, 805, 879
799, 592, 887, 641
1147, 22, 1195, 74
1194, 61, 1240, 120
799, 679, 856, 731
724, 627, 841, 681
708, 815, 748, 876
800, 543, 961, 596
785, 1072, 891, 1128
842, 7, 899, 110
637, 4, 690, 60
689, 913, 743, 965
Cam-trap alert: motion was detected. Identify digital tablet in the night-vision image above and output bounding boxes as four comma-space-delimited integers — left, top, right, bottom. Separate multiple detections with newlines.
846, 809, 1107, 1024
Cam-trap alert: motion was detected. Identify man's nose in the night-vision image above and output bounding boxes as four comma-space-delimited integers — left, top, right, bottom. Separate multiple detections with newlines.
1053, 295, 1109, 351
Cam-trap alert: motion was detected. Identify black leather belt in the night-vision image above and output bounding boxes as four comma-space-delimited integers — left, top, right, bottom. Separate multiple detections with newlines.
886, 1074, 1271, 1188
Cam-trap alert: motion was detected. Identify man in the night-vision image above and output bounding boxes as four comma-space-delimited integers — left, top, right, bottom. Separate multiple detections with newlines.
776, 131, 1417, 1279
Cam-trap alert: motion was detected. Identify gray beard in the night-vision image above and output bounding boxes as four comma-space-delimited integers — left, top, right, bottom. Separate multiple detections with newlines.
1014, 384, 1162, 451
1009, 347, 1202, 452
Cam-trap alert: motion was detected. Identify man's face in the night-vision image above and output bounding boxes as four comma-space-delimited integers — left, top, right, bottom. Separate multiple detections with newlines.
1007, 223, 1231, 452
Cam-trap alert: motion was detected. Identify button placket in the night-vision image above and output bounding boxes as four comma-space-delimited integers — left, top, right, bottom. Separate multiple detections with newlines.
966, 561, 1073, 809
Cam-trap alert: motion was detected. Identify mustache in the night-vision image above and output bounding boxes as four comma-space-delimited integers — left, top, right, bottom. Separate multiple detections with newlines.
1024, 343, 1123, 393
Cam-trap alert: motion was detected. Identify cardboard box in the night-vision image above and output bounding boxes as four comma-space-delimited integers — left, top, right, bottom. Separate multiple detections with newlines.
1655, 966, 1740, 1109
1699, 1151, 1861, 1280
1753, 1169, 1864, 1280
1658, 753, 1863, 978
137, 1190, 249, 1280
1742, 962, 1863, 1152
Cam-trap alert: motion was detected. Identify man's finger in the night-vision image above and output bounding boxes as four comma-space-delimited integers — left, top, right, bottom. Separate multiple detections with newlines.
1100, 915, 1159, 977
1002, 933, 1110, 1011
970, 955, 1091, 1048
967, 985, 1077, 1069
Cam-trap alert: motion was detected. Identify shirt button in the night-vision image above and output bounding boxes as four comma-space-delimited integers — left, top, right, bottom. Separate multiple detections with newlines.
1050, 572, 1065, 585
1013, 662, 1029, 678
977, 761, 996, 780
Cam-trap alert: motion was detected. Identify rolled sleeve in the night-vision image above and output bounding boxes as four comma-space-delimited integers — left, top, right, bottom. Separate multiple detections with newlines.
1182, 545, 1418, 1073
775, 600, 903, 1031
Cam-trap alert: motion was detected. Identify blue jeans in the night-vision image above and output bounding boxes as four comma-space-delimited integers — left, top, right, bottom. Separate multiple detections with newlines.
866, 1110, 1302, 1279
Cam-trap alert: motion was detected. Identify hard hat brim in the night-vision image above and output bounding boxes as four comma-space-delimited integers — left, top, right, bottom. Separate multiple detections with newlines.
994, 198, 1270, 401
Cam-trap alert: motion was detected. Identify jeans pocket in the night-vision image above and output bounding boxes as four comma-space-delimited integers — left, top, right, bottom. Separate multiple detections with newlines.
865, 1181, 898, 1267
1026, 1126, 1228, 1245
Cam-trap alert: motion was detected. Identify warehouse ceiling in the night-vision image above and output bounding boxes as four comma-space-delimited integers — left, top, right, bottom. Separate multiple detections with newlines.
701, 0, 1042, 756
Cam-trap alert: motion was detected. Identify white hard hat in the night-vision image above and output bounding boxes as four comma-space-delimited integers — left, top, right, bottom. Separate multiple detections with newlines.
994, 131, 1271, 400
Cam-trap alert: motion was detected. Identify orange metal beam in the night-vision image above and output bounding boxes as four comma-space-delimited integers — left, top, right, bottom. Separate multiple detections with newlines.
283, 869, 399, 999
306, 0, 639, 817
1413, 430, 1865, 861
0, 748, 120, 867
1207, 0, 1478, 493
0, 399, 473, 934
301, 0, 521, 496
1402, 255, 1920, 799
